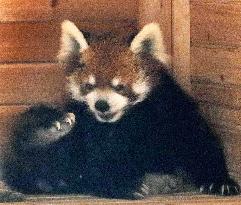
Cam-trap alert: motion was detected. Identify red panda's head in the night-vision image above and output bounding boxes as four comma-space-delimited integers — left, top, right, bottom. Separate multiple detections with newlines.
58, 20, 169, 123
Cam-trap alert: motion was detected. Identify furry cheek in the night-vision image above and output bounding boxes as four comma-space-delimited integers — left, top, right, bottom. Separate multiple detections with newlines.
107, 92, 129, 112
85, 91, 98, 111
66, 77, 84, 102
132, 80, 151, 104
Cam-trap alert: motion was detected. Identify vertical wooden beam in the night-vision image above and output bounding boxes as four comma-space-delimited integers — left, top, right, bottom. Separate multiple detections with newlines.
172, 0, 191, 93
138, 0, 172, 54
138, 0, 191, 92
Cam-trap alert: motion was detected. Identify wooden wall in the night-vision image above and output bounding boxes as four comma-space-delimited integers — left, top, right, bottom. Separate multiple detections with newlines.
190, 0, 241, 184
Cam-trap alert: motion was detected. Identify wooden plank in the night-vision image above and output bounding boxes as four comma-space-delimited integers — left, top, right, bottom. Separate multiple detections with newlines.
0, 22, 59, 62
172, 0, 191, 93
0, 63, 66, 105
0, 0, 138, 23
54, 0, 138, 23
160, 0, 172, 55
0, 0, 53, 22
191, 1, 241, 46
138, 0, 172, 55
192, 82, 241, 109
191, 45, 241, 86
191, 0, 241, 3
199, 103, 241, 128
2, 194, 241, 205
0, 21, 137, 63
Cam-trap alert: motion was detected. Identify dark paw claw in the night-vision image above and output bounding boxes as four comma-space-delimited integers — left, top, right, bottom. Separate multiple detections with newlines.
53, 112, 75, 131
131, 184, 150, 200
200, 179, 240, 196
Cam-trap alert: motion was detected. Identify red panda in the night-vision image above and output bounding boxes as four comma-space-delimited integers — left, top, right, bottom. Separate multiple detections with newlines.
3, 20, 240, 199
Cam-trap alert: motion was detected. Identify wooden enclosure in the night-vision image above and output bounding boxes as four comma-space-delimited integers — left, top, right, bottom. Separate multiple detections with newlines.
0, 0, 241, 204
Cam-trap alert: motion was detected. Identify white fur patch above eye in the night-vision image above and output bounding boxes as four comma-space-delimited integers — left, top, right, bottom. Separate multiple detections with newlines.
112, 77, 121, 87
130, 23, 170, 65
88, 75, 96, 85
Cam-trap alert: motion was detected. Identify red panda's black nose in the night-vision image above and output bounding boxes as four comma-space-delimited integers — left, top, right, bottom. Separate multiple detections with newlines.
95, 100, 110, 113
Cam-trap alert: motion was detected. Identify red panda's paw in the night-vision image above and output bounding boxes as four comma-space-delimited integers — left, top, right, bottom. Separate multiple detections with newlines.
52, 112, 76, 132
143, 173, 189, 195
200, 178, 240, 196
49, 112, 76, 139
34, 112, 76, 145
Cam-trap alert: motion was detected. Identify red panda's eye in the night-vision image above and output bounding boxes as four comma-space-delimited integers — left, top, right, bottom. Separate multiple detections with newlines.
85, 83, 95, 91
81, 83, 95, 94
114, 84, 125, 92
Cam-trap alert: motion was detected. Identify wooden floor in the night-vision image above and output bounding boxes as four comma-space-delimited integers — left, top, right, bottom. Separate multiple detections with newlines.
2, 193, 241, 205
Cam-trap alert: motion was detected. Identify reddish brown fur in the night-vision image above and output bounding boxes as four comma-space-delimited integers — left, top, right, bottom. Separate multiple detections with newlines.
67, 38, 167, 93
70, 39, 143, 87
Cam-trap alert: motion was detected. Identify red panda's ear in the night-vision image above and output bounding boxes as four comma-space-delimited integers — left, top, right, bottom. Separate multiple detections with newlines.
57, 20, 89, 68
130, 23, 170, 65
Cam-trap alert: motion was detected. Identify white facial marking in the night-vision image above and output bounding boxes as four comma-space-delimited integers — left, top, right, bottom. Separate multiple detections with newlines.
132, 78, 150, 104
88, 75, 96, 85
112, 77, 121, 87
66, 76, 83, 101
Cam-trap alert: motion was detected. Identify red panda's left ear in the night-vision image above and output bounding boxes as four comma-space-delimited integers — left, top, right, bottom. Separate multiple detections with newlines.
130, 23, 170, 65
57, 20, 89, 67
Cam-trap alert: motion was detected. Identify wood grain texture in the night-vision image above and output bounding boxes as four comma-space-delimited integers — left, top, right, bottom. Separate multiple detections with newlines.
2, 194, 241, 205
191, 45, 241, 86
0, 0, 53, 22
172, 0, 191, 92
54, 0, 138, 23
0, 63, 66, 105
191, 1, 241, 46
200, 103, 241, 128
0, 22, 59, 62
192, 82, 241, 109
0, 0, 138, 23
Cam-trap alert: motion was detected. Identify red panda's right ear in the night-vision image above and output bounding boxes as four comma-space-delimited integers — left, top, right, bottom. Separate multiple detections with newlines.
58, 20, 89, 71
